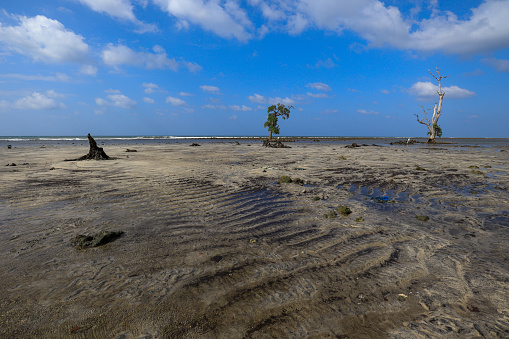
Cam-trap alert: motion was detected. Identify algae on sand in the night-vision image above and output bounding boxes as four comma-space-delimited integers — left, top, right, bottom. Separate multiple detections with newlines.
72, 230, 124, 249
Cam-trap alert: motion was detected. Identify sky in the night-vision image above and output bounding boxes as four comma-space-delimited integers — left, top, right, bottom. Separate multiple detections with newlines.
0, 0, 508, 137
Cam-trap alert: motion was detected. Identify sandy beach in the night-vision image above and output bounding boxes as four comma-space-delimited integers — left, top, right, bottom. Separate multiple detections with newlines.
1, 140, 509, 338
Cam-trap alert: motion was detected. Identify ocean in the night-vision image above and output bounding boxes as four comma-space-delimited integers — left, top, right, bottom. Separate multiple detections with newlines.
1, 136, 509, 148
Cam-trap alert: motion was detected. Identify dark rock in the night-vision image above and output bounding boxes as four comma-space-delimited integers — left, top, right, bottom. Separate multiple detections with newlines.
126, 149, 137, 152
6, 163, 16, 166
7, 145, 12, 149
72, 230, 124, 249
415, 215, 430, 222
190, 143, 201, 147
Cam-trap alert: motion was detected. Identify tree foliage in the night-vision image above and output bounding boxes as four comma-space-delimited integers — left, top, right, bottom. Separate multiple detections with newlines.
264, 103, 293, 140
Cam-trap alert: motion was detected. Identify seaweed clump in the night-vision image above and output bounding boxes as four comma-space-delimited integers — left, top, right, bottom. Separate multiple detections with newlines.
72, 230, 124, 249
415, 215, 430, 222
337, 206, 352, 216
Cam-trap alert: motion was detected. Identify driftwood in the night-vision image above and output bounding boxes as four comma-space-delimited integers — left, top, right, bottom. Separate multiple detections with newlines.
66, 134, 110, 161
262, 139, 291, 148
77, 134, 109, 160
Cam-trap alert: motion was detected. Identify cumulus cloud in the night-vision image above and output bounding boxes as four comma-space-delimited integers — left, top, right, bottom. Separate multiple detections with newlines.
248, 93, 295, 105
80, 65, 98, 76
201, 104, 227, 110
380, 89, 390, 94
142, 82, 159, 94
182, 61, 203, 72
0, 15, 89, 63
0, 73, 70, 82
307, 92, 329, 98
78, 0, 157, 32
408, 81, 475, 100
248, 93, 266, 104
45, 90, 66, 99
306, 82, 331, 91
143, 97, 155, 104
200, 85, 220, 93
11, 92, 66, 109
482, 58, 509, 73
246, 0, 509, 55
269, 96, 295, 105
102, 44, 179, 70
79, 0, 137, 21
229, 105, 252, 111
95, 93, 136, 108
357, 109, 379, 115
179, 92, 193, 96
166, 96, 186, 106
153, 0, 252, 40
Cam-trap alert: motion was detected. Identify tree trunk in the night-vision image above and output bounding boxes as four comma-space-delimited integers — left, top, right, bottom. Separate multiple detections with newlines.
78, 134, 109, 160
269, 131, 273, 141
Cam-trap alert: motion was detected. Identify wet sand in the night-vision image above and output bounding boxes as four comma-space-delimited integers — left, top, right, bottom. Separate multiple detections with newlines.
1, 141, 509, 338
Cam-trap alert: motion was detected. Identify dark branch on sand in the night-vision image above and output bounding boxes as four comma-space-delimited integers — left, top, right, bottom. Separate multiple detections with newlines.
66, 134, 110, 161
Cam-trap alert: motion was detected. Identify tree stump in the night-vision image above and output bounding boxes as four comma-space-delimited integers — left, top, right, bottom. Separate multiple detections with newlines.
77, 134, 109, 160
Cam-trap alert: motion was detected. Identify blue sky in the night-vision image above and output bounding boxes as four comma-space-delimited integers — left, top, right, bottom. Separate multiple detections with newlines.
0, 0, 508, 137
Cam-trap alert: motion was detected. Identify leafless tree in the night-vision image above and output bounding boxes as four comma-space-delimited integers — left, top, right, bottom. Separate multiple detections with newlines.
414, 67, 448, 143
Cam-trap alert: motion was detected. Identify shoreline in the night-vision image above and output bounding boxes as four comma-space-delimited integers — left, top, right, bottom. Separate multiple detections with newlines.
1, 142, 508, 337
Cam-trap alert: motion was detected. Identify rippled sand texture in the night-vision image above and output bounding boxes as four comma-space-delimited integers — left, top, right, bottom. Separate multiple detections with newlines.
1, 142, 509, 338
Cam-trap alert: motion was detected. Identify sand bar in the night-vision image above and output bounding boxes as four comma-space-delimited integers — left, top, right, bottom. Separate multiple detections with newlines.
1, 140, 509, 338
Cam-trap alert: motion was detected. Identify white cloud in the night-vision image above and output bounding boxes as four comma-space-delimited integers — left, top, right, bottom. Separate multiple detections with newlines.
408, 81, 475, 100
0, 73, 70, 82
229, 115, 238, 120
0, 15, 89, 63
80, 65, 98, 76
105, 88, 121, 94
248, 0, 509, 55
357, 109, 379, 115
229, 105, 252, 111
179, 92, 193, 96
380, 89, 390, 94
12, 92, 66, 109
306, 82, 331, 91
182, 61, 202, 72
248, 93, 295, 105
45, 90, 65, 99
96, 93, 136, 108
313, 58, 335, 69
248, 93, 266, 104
143, 97, 155, 104
202, 104, 226, 110
79, 0, 137, 21
102, 44, 179, 70
307, 92, 329, 98
200, 85, 220, 93
482, 58, 509, 73
268, 96, 295, 105
142, 82, 159, 94
78, 0, 157, 33
153, 0, 252, 41
166, 96, 186, 106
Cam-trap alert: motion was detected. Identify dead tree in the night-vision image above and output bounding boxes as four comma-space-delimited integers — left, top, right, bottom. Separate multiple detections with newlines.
77, 133, 109, 160
414, 67, 448, 143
